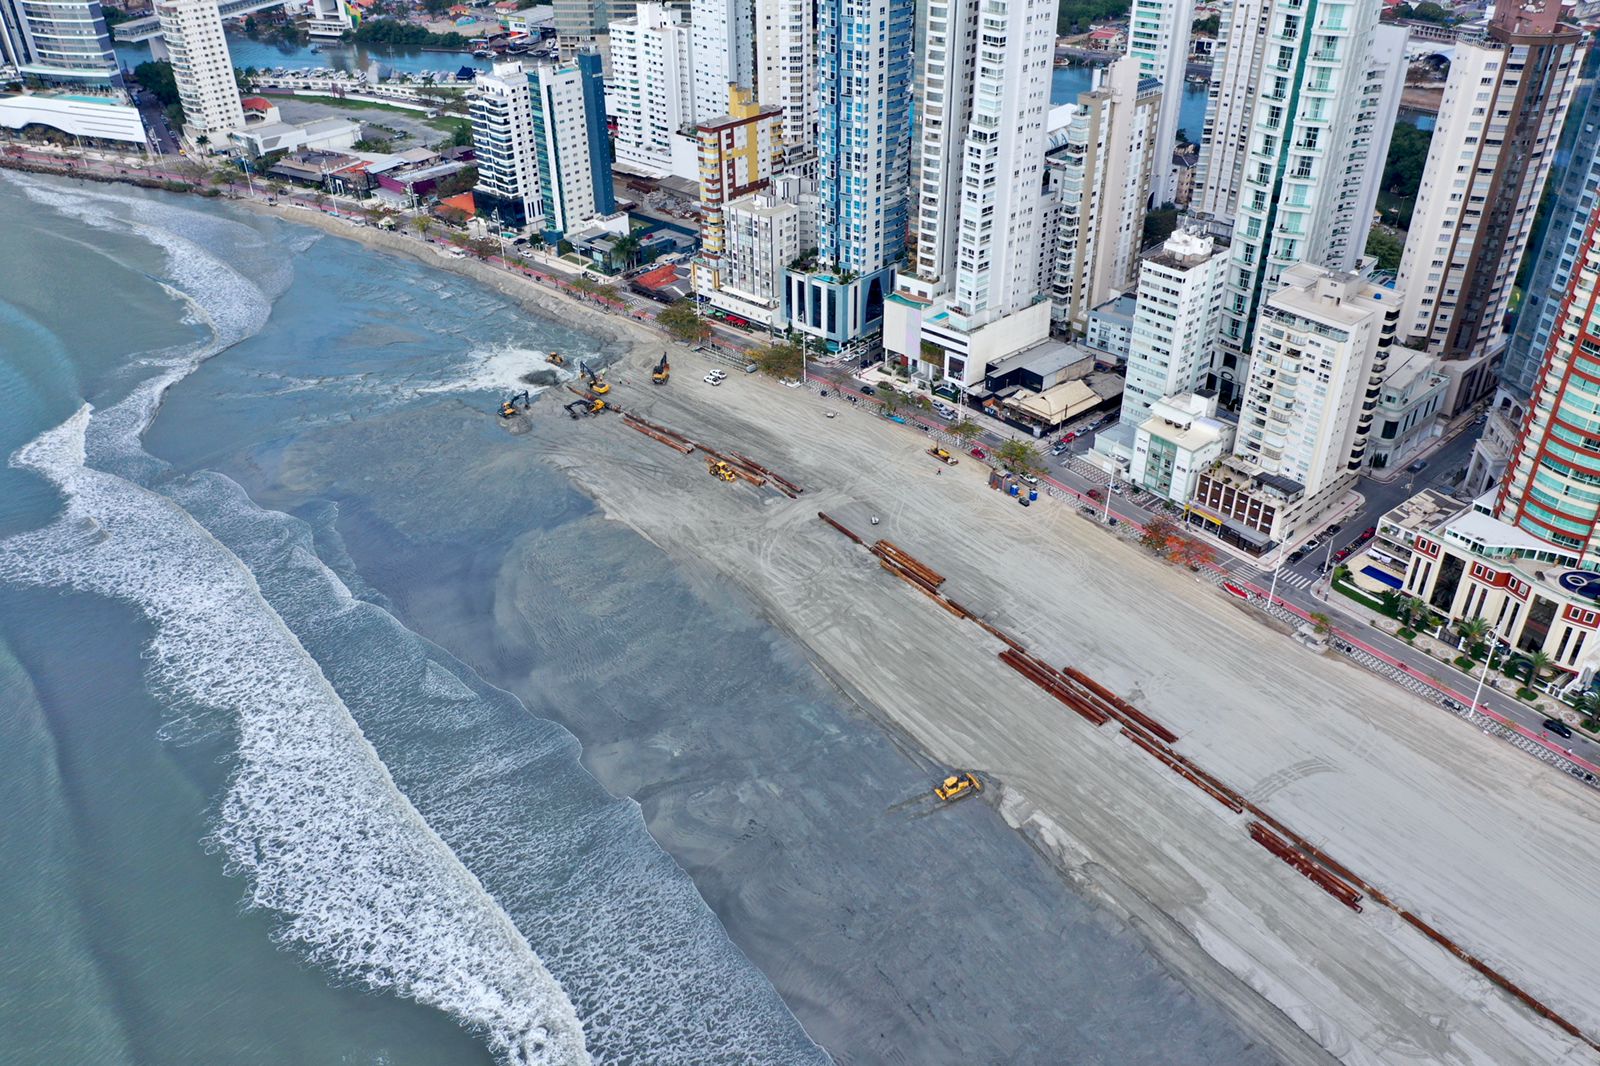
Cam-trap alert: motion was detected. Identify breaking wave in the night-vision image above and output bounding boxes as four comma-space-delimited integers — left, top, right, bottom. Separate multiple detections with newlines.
0, 181, 591, 1064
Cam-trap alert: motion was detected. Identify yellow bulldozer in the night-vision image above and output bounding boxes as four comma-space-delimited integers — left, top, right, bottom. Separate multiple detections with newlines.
934, 772, 981, 802
546, 352, 566, 367
707, 459, 736, 482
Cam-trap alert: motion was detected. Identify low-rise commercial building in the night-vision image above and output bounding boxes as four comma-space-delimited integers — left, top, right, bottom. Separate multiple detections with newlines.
1367, 347, 1448, 472
1130, 392, 1234, 504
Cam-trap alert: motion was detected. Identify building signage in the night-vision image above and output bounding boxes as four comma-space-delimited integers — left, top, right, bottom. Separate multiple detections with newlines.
1556, 570, 1600, 601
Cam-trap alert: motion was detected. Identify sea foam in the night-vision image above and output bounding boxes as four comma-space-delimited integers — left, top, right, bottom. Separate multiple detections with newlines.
0, 182, 593, 1064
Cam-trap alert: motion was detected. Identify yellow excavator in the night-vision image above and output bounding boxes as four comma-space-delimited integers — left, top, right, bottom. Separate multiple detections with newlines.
546, 352, 565, 367
580, 360, 611, 395
651, 352, 670, 385
563, 397, 608, 419
934, 772, 982, 802
499, 390, 531, 419
707, 458, 736, 482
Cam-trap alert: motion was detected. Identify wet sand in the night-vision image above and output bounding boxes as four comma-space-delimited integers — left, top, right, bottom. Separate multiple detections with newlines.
249, 206, 1600, 1063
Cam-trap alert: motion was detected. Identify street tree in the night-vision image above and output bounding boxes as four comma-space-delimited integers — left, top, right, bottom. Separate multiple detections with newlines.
1309, 612, 1333, 636
949, 420, 981, 441
1139, 514, 1177, 555
754, 342, 804, 378
658, 301, 711, 343
1169, 537, 1216, 571
994, 439, 1041, 474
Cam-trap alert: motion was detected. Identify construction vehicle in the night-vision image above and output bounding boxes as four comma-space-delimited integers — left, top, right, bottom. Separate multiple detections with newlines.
546, 352, 565, 367
499, 390, 531, 418
563, 397, 607, 419
707, 458, 736, 482
580, 360, 611, 395
927, 447, 959, 466
934, 772, 982, 802
651, 352, 670, 385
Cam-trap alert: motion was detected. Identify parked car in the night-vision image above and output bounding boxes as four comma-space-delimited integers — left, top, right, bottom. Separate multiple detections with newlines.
1062, 430, 1078, 442
1288, 550, 1305, 564
1335, 547, 1352, 561
1086, 488, 1103, 500
1020, 473, 1039, 485
1326, 523, 1342, 535
970, 447, 987, 460
1110, 483, 1124, 495
1361, 526, 1377, 540
1543, 718, 1574, 739
1408, 459, 1428, 473
1303, 538, 1320, 553
704, 369, 727, 386
860, 385, 876, 396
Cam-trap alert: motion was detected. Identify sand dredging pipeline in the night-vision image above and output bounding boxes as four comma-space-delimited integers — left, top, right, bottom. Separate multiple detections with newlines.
513, 333, 1600, 1066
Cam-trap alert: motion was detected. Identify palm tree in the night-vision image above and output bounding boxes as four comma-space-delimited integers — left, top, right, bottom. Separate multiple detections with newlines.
1522, 649, 1554, 686
1401, 595, 1428, 628
1574, 689, 1600, 726
1455, 615, 1489, 651
611, 233, 641, 272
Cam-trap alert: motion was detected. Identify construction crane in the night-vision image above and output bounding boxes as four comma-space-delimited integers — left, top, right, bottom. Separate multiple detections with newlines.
580, 360, 611, 395
546, 352, 565, 367
651, 352, 670, 385
499, 390, 531, 418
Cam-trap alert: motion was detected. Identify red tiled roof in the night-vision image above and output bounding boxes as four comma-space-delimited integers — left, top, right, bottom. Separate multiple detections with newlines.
241, 96, 272, 111
440, 192, 475, 215
635, 264, 680, 289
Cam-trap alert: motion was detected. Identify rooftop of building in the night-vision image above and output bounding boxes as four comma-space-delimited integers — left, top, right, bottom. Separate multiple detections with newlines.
697, 103, 782, 131
1268, 263, 1392, 327
1088, 292, 1138, 327
1209, 455, 1304, 499
1144, 228, 1226, 270
1380, 488, 1468, 535
984, 338, 1093, 381
1141, 409, 1230, 452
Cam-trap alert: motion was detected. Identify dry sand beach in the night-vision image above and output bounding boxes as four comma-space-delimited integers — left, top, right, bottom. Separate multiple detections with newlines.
257, 206, 1600, 1064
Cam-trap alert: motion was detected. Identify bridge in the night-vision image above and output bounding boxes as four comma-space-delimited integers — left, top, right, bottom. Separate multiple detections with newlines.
114, 0, 292, 43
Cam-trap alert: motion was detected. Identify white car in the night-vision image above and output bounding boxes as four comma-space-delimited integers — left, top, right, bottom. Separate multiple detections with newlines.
704, 369, 727, 386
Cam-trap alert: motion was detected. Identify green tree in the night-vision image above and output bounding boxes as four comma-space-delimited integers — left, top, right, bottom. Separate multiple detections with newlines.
1191, 14, 1218, 34
610, 233, 642, 271
949, 419, 981, 441
1143, 205, 1179, 247
994, 439, 1041, 474
412, 216, 432, 237
1574, 689, 1600, 725
1310, 612, 1333, 636
1056, 0, 1130, 35
133, 60, 181, 108
754, 341, 804, 378
1366, 227, 1404, 272
1521, 649, 1554, 685
658, 301, 711, 343
1455, 615, 1489, 650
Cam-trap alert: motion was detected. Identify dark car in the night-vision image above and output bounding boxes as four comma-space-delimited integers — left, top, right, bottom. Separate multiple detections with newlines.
859, 385, 876, 395
1288, 549, 1305, 564
970, 447, 987, 459
1408, 460, 1428, 473
1327, 523, 1342, 534
1543, 718, 1574, 739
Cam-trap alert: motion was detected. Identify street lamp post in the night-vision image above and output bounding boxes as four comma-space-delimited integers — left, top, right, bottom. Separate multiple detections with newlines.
1103, 468, 1115, 524
1472, 626, 1508, 713
1268, 554, 1283, 608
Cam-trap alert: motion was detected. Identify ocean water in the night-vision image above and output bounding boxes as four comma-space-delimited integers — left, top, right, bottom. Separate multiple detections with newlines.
0, 173, 1281, 1066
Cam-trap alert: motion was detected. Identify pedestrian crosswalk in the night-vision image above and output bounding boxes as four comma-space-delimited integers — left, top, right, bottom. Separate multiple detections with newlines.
1225, 564, 1318, 591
